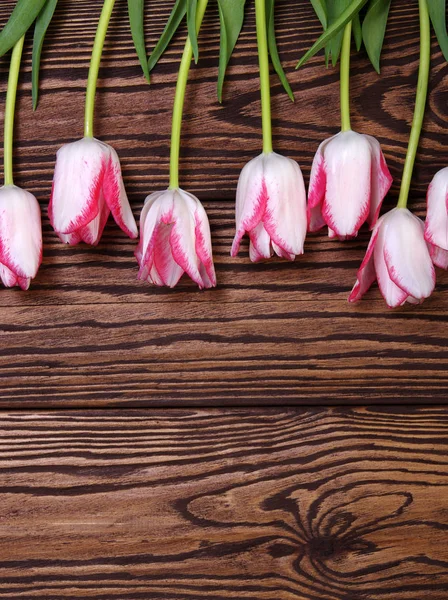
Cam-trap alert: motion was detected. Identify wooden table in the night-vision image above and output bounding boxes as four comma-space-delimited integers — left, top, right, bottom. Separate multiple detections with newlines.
1, 1, 447, 597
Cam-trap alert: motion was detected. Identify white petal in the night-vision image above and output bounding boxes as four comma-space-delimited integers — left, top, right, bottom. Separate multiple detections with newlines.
0, 185, 42, 279
364, 135, 393, 227
425, 167, 448, 250
232, 154, 266, 256
382, 208, 435, 300
322, 131, 371, 237
261, 152, 307, 256
49, 137, 109, 234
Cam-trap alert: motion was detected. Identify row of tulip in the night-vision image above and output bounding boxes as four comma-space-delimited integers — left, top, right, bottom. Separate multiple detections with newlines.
0, 0, 447, 309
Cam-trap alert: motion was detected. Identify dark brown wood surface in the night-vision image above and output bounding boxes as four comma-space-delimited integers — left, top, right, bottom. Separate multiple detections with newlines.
0, 407, 447, 599
1, 4, 448, 597
0, 0, 447, 405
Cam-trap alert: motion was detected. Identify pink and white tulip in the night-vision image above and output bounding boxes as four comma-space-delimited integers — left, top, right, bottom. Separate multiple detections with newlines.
231, 152, 307, 262
135, 188, 216, 289
424, 167, 448, 269
308, 130, 393, 239
349, 207, 435, 308
0, 185, 42, 290
49, 137, 137, 245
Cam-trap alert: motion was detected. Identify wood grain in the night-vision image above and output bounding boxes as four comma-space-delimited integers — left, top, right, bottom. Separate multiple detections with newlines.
0, 407, 447, 599
0, 1, 447, 406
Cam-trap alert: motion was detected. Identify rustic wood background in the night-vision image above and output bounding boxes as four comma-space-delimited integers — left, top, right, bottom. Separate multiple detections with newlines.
1, 1, 448, 598
0, 0, 447, 406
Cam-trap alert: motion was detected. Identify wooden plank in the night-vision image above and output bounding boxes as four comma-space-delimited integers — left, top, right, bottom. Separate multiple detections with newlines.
0, 407, 447, 598
2, 291, 448, 406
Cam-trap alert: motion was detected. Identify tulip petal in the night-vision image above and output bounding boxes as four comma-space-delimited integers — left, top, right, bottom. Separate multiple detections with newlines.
49, 138, 107, 235
383, 210, 435, 300
430, 244, 448, 270
308, 141, 328, 232
365, 135, 393, 228
262, 153, 307, 256
153, 223, 184, 288
194, 202, 216, 287
103, 146, 138, 239
248, 222, 272, 262
78, 193, 110, 246
58, 231, 81, 245
231, 156, 267, 257
169, 190, 205, 288
322, 131, 371, 237
424, 167, 448, 251
0, 186, 42, 280
272, 242, 295, 261
348, 227, 379, 303
0, 263, 18, 288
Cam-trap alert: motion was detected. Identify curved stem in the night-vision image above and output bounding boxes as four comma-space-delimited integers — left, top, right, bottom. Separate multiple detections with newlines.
255, 0, 273, 154
3, 35, 25, 186
397, 0, 430, 209
84, 0, 116, 138
169, 0, 209, 189
340, 21, 352, 132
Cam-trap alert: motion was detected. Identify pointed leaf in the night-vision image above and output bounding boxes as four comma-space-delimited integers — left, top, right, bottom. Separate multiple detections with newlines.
0, 0, 47, 57
187, 0, 199, 63
352, 11, 362, 50
328, 0, 350, 66
148, 0, 187, 71
128, 0, 150, 82
266, 0, 294, 101
362, 0, 391, 73
310, 0, 328, 28
217, 0, 246, 102
32, 0, 58, 110
427, 0, 448, 61
296, 0, 368, 68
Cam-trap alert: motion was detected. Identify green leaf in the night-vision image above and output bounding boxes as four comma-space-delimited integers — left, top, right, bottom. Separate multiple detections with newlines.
427, 0, 448, 61
32, 0, 58, 110
128, 0, 150, 83
296, 0, 368, 68
352, 11, 362, 50
266, 0, 294, 101
187, 0, 199, 63
310, 0, 328, 28
148, 0, 187, 72
217, 0, 246, 102
328, 0, 350, 66
0, 0, 47, 58
362, 0, 391, 73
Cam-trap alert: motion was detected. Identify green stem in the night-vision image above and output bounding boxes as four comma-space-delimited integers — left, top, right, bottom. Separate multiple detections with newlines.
255, 0, 273, 154
84, 0, 116, 138
169, 0, 209, 189
340, 21, 352, 132
397, 0, 430, 209
3, 35, 25, 187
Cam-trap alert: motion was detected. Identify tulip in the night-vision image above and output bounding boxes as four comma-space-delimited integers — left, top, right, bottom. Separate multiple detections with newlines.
135, 188, 216, 289
49, 137, 137, 245
0, 185, 42, 290
308, 131, 393, 239
424, 167, 448, 269
349, 207, 435, 307
231, 152, 307, 262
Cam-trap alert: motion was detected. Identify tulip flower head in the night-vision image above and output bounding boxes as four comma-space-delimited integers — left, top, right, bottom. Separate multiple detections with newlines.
0, 185, 42, 290
424, 167, 448, 269
231, 152, 307, 262
49, 137, 137, 245
349, 207, 435, 307
135, 188, 216, 289
308, 131, 393, 239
